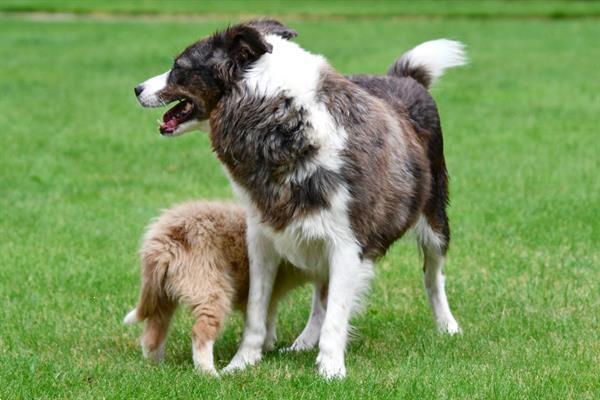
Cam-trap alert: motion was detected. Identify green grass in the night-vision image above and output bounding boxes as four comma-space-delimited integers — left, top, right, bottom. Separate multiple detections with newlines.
1, 1, 599, 399
3, 0, 600, 18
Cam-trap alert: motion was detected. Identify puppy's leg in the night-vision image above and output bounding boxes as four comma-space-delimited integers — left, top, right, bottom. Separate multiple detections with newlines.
223, 225, 280, 373
286, 282, 327, 352
416, 214, 461, 334
317, 245, 373, 379
191, 305, 223, 376
141, 300, 176, 362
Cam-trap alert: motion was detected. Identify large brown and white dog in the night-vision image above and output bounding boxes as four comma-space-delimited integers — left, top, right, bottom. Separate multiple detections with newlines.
134, 20, 466, 378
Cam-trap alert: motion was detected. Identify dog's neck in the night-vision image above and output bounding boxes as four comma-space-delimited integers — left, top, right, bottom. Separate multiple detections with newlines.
241, 34, 327, 103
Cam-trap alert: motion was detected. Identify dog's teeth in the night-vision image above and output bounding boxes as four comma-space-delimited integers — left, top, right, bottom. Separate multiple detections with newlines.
184, 102, 192, 112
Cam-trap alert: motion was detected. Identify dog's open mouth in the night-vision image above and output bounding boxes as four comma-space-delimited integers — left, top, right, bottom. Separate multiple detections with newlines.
159, 99, 197, 135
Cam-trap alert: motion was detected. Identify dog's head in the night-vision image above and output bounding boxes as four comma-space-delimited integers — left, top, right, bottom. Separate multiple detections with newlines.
134, 19, 297, 136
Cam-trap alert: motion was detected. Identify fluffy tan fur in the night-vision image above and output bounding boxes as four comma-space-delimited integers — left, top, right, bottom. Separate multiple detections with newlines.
124, 201, 308, 375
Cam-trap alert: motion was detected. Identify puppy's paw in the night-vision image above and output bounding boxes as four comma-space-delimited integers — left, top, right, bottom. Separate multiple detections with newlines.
316, 352, 346, 380
222, 348, 262, 374
195, 366, 219, 378
142, 342, 165, 363
192, 341, 218, 377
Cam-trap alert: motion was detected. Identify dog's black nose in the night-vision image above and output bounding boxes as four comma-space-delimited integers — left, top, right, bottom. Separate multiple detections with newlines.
134, 85, 143, 97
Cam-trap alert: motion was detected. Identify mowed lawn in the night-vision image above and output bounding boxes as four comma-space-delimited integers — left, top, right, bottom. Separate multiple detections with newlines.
1, 6, 599, 400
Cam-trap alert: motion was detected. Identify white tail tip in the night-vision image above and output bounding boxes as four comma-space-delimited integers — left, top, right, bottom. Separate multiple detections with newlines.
405, 39, 467, 86
123, 308, 140, 325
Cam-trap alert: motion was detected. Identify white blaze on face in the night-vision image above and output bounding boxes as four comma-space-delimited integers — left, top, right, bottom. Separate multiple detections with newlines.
137, 70, 171, 107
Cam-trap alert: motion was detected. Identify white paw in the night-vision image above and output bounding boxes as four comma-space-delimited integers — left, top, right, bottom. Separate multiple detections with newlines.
438, 319, 462, 335
192, 341, 218, 377
281, 338, 317, 353
195, 365, 219, 377
222, 348, 262, 374
316, 352, 346, 380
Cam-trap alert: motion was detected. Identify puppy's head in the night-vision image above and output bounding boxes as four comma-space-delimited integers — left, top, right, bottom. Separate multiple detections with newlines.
134, 20, 297, 137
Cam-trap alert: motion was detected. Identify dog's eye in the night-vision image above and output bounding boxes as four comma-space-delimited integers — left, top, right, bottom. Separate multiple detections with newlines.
168, 69, 183, 85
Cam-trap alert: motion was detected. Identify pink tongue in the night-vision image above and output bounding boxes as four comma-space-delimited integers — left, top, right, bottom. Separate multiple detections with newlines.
164, 118, 178, 130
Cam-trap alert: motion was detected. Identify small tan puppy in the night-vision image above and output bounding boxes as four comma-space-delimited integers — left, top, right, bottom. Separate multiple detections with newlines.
123, 201, 309, 375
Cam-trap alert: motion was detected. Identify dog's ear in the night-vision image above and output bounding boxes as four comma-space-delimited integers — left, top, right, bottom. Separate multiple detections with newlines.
247, 19, 297, 40
225, 25, 272, 67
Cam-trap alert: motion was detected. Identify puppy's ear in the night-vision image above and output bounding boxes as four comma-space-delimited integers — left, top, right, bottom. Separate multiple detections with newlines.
225, 25, 272, 66
247, 19, 298, 40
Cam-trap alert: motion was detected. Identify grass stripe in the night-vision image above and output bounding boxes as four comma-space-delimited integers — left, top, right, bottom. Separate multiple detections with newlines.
2, 0, 600, 20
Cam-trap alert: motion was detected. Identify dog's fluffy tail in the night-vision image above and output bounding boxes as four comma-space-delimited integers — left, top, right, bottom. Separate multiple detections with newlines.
123, 308, 140, 325
123, 254, 170, 325
388, 39, 467, 89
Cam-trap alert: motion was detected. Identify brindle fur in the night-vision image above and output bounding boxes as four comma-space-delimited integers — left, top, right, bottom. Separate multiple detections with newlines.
210, 89, 342, 230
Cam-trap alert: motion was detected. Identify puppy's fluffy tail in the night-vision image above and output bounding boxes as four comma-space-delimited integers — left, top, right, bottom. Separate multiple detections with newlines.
123, 254, 169, 325
123, 308, 140, 325
388, 39, 467, 89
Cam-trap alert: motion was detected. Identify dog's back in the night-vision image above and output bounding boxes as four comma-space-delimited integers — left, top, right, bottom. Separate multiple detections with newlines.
345, 39, 466, 255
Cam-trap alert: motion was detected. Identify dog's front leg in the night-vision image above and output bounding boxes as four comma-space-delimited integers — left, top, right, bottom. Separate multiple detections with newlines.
316, 244, 373, 379
223, 225, 280, 374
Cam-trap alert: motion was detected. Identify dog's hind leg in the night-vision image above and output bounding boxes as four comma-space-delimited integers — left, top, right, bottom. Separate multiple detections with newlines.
263, 265, 313, 352
263, 302, 279, 353
286, 281, 327, 352
415, 214, 461, 334
141, 299, 176, 362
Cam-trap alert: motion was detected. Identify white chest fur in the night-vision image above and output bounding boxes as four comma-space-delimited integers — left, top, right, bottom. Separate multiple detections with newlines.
268, 228, 329, 277
230, 177, 356, 277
